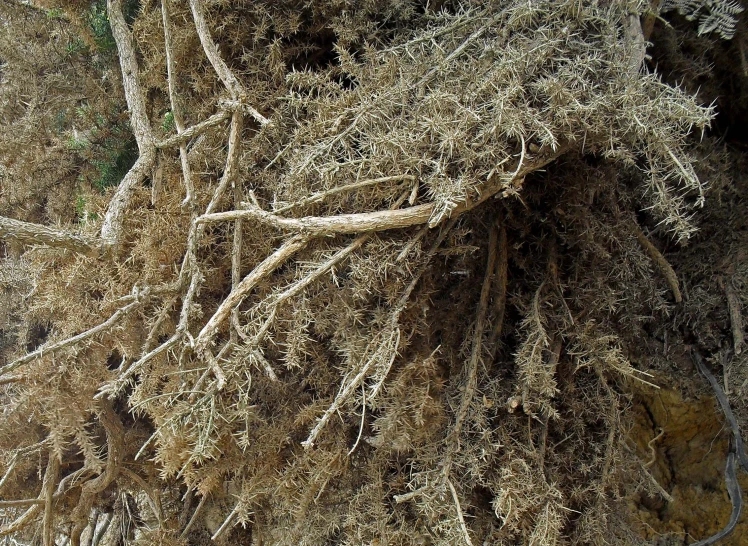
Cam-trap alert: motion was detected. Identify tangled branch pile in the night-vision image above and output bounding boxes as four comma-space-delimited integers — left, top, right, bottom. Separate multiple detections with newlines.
0, 0, 732, 544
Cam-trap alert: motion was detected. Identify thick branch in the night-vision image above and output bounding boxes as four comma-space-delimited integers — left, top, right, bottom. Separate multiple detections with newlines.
101, 0, 157, 248
199, 146, 568, 235
0, 216, 100, 255
106, 0, 153, 151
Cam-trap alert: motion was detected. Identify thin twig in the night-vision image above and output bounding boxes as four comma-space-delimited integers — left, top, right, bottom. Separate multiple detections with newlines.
180, 494, 207, 539
447, 478, 475, 546
274, 174, 415, 214
443, 220, 498, 477
1, 298, 143, 377
42, 455, 60, 546
725, 279, 744, 355
632, 220, 682, 303
489, 222, 508, 354
161, 0, 195, 205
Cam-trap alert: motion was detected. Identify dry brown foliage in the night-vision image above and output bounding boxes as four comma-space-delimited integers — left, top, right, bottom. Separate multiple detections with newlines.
0, 1, 742, 545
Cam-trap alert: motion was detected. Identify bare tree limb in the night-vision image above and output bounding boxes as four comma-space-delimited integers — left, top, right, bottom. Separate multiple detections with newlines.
631, 220, 682, 303
155, 109, 232, 150
199, 147, 569, 234
70, 402, 125, 546
0, 215, 100, 256
194, 235, 310, 355
42, 455, 60, 546
188, 0, 269, 125
101, 0, 157, 248
161, 0, 195, 205
274, 174, 416, 214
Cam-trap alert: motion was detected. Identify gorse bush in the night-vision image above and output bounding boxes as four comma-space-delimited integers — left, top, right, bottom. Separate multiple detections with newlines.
0, 1, 741, 545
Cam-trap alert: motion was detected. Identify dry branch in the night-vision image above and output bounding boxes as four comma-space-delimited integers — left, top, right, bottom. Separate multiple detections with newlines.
725, 279, 744, 355
303, 218, 456, 448
632, 221, 683, 303
69, 403, 125, 546
156, 109, 232, 150
188, 0, 269, 125
489, 223, 508, 352
0, 298, 143, 377
274, 174, 416, 214
200, 147, 568, 234
101, 0, 157, 248
42, 455, 60, 546
161, 0, 195, 204
0, 215, 100, 255
194, 235, 310, 354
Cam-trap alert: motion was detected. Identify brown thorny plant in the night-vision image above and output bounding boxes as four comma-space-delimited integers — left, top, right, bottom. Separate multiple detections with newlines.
0, 0, 718, 544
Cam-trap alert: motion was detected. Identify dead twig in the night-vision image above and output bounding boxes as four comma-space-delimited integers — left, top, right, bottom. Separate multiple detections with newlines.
0, 298, 144, 377
725, 279, 744, 355
631, 220, 682, 303
188, 0, 269, 125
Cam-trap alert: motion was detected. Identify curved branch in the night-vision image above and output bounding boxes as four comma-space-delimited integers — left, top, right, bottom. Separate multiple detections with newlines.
188, 0, 269, 125
101, 0, 157, 248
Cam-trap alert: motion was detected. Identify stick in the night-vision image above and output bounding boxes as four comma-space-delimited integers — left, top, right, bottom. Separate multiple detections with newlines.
161, 0, 195, 205
180, 494, 207, 539
0, 216, 100, 256
632, 221, 682, 303
489, 222, 508, 352
0, 299, 143, 377
447, 478, 475, 546
692, 350, 748, 472
443, 221, 498, 477
193, 235, 310, 354
303, 219, 456, 449
198, 146, 569, 233
274, 174, 415, 214
101, 0, 157, 248
188, 0, 269, 125
69, 403, 125, 546
156, 109, 232, 150
42, 455, 60, 546
725, 280, 744, 355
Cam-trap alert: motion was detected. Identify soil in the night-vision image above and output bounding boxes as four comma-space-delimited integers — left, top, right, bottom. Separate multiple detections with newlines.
627, 353, 748, 545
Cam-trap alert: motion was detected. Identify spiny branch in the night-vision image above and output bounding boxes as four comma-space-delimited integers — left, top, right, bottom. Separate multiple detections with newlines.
0, 215, 101, 256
